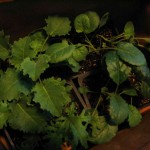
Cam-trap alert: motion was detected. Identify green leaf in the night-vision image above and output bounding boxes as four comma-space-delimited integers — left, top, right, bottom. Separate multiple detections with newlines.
47, 110, 90, 149
105, 51, 131, 85
140, 81, 150, 99
72, 44, 88, 62
0, 69, 32, 101
32, 78, 71, 116
89, 113, 117, 144
44, 16, 71, 37
78, 86, 89, 94
121, 88, 137, 96
74, 11, 100, 34
0, 30, 10, 60
99, 12, 110, 28
117, 42, 146, 66
10, 36, 37, 68
21, 54, 49, 81
109, 94, 129, 124
8, 101, 47, 133
0, 101, 10, 128
128, 105, 142, 127
124, 21, 134, 39
46, 41, 75, 63
67, 57, 80, 72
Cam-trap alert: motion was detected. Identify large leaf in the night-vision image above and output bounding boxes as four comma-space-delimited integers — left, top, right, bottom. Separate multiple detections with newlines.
124, 21, 134, 39
89, 112, 117, 144
46, 40, 75, 63
44, 16, 71, 37
128, 105, 142, 127
0, 101, 10, 128
109, 94, 129, 124
8, 101, 47, 133
72, 44, 88, 62
21, 54, 49, 81
10, 36, 37, 68
32, 78, 71, 116
74, 11, 100, 34
0, 30, 10, 60
0, 68, 32, 101
105, 51, 131, 85
117, 42, 146, 66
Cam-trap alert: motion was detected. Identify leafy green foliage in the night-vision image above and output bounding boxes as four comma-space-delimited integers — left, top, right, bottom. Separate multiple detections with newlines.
0, 68, 32, 101
44, 16, 71, 37
46, 40, 75, 63
109, 94, 129, 124
124, 21, 134, 39
117, 42, 146, 66
32, 78, 71, 116
21, 55, 49, 81
74, 11, 100, 34
0, 101, 10, 128
105, 51, 131, 85
89, 112, 118, 144
46, 110, 90, 150
128, 105, 142, 127
0, 11, 148, 150
8, 101, 47, 133
10, 36, 37, 68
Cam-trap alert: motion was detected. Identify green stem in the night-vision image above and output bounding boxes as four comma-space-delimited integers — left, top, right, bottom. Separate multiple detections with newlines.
92, 96, 103, 116
40, 35, 49, 52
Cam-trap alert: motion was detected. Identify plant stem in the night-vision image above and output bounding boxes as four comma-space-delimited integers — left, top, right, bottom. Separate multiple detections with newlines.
41, 35, 49, 52
68, 79, 87, 109
92, 96, 103, 116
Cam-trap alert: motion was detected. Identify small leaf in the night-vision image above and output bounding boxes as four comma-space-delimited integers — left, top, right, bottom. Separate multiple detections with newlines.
105, 51, 131, 85
10, 36, 37, 68
121, 88, 137, 96
117, 42, 146, 66
124, 21, 134, 39
44, 16, 71, 37
109, 94, 129, 124
46, 41, 75, 63
67, 57, 80, 72
0, 101, 10, 128
99, 12, 110, 28
72, 44, 88, 62
78, 86, 89, 94
74, 11, 100, 34
21, 54, 49, 81
0, 30, 10, 60
0, 68, 32, 101
89, 113, 117, 144
140, 81, 150, 99
32, 78, 71, 116
8, 101, 47, 133
128, 105, 142, 127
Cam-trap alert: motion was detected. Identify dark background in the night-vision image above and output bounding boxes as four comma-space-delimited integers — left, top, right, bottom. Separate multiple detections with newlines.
0, 0, 149, 41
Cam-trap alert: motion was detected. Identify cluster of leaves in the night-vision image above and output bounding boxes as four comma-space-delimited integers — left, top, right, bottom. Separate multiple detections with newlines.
0, 11, 149, 150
